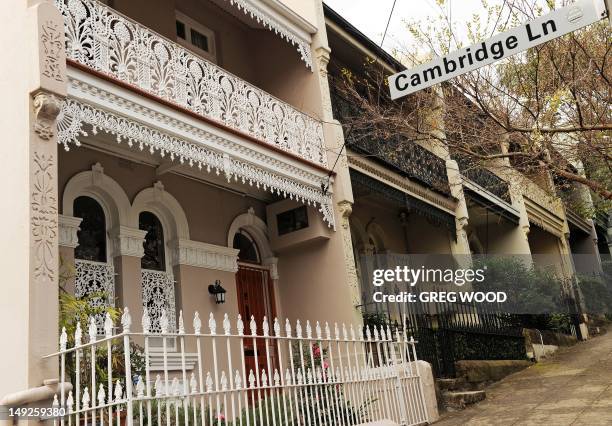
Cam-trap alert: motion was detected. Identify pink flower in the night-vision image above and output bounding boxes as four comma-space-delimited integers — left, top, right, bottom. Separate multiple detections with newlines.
323, 361, 329, 369
313, 345, 321, 357
217, 413, 225, 421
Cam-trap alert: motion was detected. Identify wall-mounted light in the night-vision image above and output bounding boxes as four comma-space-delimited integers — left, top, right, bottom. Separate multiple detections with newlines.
208, 279, 226, 304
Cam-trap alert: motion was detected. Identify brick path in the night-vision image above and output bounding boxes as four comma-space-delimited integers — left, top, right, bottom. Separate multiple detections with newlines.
434, 330, 612, 425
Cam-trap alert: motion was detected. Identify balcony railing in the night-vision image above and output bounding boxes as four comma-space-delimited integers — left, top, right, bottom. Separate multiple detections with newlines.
55, 0, 326, 167
455, 155, 512, 203
330, 88, 450, 195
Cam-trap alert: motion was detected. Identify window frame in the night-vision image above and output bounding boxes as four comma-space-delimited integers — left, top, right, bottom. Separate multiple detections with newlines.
73, 195, 108, 263
175, 11, 217, 63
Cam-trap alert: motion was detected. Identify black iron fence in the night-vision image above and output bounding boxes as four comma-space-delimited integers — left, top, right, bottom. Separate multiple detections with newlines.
363, 300, 527, 378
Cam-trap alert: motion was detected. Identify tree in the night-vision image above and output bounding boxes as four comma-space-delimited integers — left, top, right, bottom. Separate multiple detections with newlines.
332, 0, 611, 213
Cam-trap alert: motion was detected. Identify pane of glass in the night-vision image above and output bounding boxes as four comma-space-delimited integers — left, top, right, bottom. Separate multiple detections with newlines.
176, 20, 185, 39
277, 206, 309, 236
190, 28, 209, 52
233, 231, 259, 263
139, 211, 166, 271
74, 196, 107, 262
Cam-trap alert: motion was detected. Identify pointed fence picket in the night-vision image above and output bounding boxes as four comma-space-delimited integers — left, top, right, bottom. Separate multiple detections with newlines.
45, 309, 429, 426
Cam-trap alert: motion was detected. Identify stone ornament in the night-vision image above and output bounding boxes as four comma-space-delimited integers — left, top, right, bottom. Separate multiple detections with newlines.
33, 91, 63, 140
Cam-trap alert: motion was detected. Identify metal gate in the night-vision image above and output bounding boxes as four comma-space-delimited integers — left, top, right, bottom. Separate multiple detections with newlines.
403, 300, 526, 378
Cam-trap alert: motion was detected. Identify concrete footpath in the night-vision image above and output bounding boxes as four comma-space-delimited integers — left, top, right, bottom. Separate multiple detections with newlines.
434, 330, 612, 425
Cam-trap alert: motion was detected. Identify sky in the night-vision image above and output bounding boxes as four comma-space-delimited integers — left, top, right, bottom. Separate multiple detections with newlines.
324, 0, 506, 60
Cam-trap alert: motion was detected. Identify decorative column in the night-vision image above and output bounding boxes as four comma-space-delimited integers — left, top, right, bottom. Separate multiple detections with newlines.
110, 226, 147, 324
312, 3, 361, 324
0, 0, 66, 399
58, 214, 83, 294
506, 183, 535, 265
425, 87, 473, 264
338, 201, 361, 309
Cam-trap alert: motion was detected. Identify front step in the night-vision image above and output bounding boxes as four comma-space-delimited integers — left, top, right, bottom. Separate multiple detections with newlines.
436, 377, 466, 391
442, 390, 486, 411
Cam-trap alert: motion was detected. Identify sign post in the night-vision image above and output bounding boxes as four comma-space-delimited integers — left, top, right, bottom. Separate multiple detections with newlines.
388, 0, 609, 100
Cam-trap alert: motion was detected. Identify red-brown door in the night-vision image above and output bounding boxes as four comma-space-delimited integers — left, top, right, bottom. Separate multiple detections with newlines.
235, 264, 277, 382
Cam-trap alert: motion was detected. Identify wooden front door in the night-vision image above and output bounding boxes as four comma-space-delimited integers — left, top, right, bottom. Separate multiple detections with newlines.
236, 264, 277, 381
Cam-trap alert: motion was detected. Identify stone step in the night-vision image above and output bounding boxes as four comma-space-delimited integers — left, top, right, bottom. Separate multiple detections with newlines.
436, 377, 466, 391
442, 390, 486, 411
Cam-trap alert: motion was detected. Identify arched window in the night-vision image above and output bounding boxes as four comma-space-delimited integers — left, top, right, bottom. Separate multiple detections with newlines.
74, 196, 107, 262
233, 229, 260, 263
139, 211, 166, 271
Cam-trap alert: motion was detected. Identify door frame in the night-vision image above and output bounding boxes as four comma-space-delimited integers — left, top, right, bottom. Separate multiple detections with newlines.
236, 261, 277, 323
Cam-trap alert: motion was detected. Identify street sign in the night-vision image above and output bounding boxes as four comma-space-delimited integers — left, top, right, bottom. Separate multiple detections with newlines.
388, 0, 608, 99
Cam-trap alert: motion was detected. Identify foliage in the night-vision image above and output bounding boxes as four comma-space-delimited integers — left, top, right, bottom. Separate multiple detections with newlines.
577, 274, 612, 316
449, 331, 527, 361
362, 311, 390, 332
58, 256, 145, 388
472, 257, 574, 332
285, 342, 367, 424
331, 0, 611, 210
139, 390, 362, 426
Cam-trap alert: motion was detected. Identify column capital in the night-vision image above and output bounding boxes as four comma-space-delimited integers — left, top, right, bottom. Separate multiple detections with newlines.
262, 257, 279, 280
110, 226, 147, 258
58, 214, 82, 248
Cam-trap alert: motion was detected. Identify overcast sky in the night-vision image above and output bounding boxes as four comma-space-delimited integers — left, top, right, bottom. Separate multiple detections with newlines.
324, 0, 508, 59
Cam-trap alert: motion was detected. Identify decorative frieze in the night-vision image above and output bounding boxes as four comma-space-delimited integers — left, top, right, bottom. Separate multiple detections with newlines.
57, 98, 335, 228
223, 0, 313, 69
524, 197, 565, 238
58, 214, 82, 248
171, 239, 239, 272
110, 226, 147, 258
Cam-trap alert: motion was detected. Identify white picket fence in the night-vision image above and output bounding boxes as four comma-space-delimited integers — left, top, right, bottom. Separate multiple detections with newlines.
45, 309, 429, 425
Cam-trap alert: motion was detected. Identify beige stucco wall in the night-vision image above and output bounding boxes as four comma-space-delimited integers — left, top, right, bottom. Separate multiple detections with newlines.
0, 0, 35, 397
528, 226, 565, 275
468, 217, 531, 256
351, 197, 453, 255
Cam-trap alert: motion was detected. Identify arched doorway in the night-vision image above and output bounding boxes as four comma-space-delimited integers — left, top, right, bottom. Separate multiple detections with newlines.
233, 229, 277, 376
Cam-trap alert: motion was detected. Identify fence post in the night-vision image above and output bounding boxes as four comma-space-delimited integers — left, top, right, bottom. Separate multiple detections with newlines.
122, 308, 134, 425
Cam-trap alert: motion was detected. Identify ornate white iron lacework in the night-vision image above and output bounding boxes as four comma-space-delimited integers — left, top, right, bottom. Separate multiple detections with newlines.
141, 269, 177, 333
54, 0, 323, 164
225, 0, 313, 69
74, 259, 115, 333
56, 99, 335, 228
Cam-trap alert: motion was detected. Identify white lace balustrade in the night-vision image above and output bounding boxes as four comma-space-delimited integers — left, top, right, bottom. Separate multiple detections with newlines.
55, 0, 325, 167
74, 259, 115, 334
141, 269, 177, 333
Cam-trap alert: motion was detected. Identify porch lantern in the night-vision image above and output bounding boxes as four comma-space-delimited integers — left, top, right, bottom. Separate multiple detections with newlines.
208, 280, 226, 304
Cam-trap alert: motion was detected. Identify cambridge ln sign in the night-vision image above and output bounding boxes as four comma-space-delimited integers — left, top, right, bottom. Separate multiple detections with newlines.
389, 0, 608, 99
